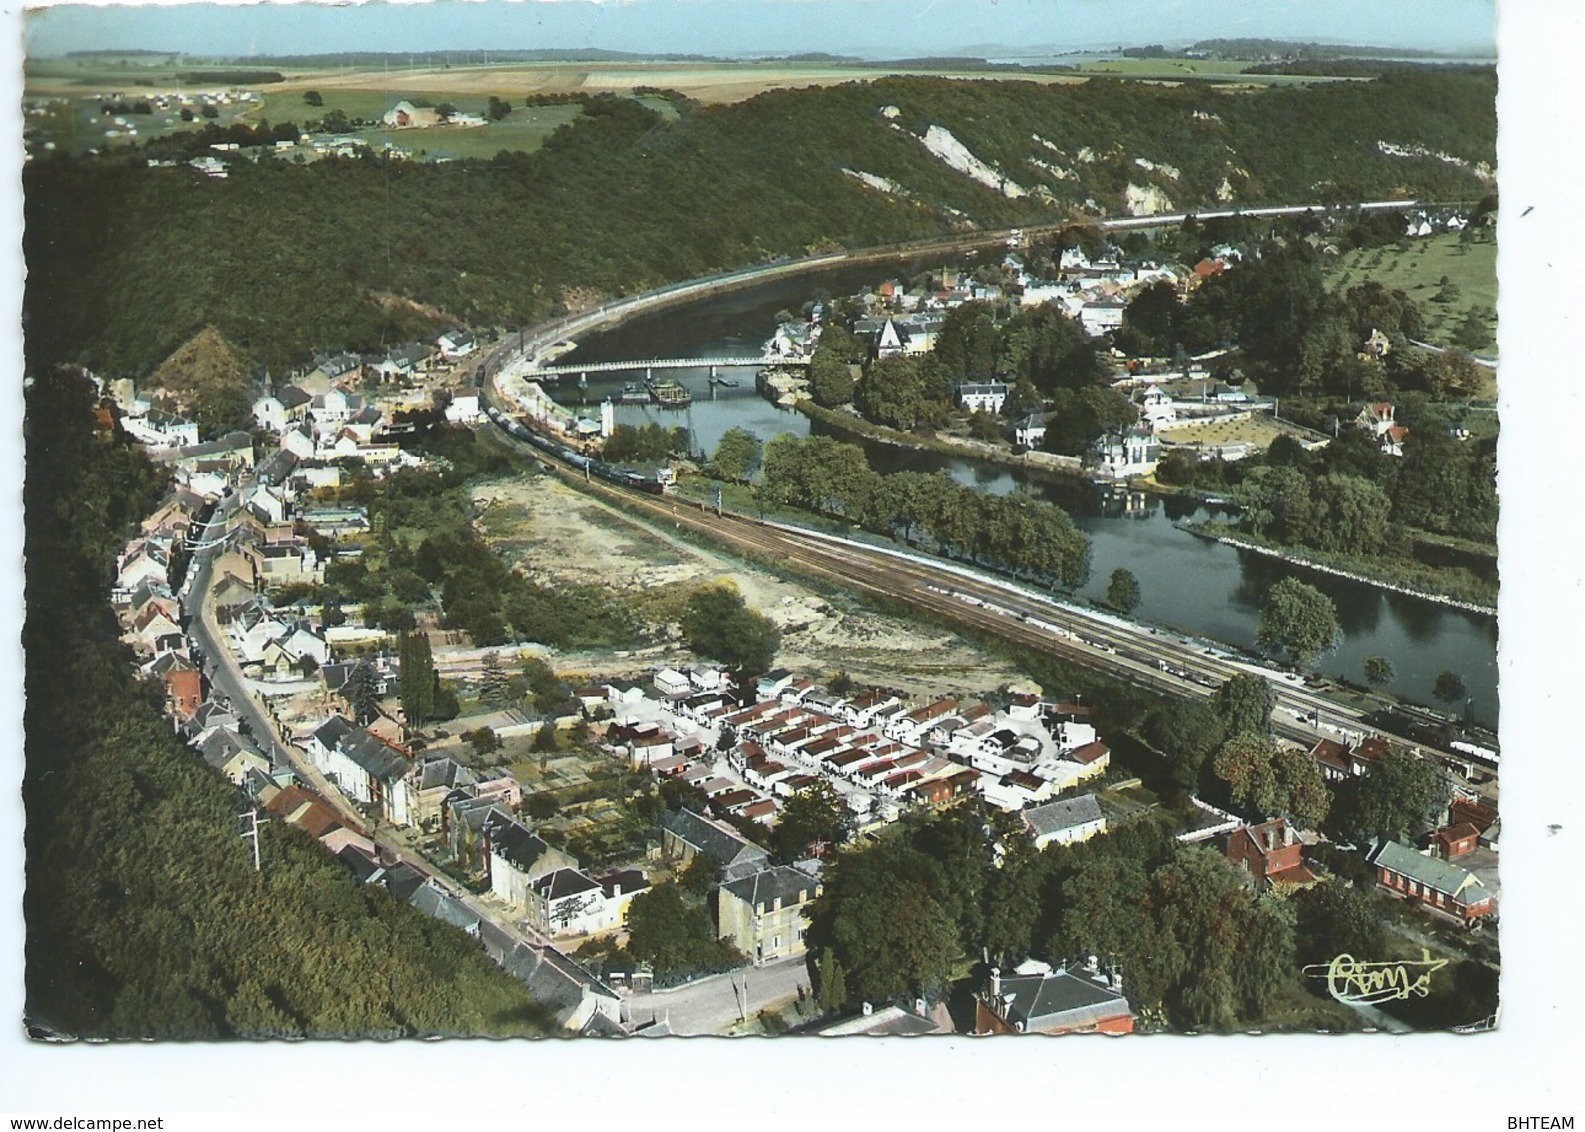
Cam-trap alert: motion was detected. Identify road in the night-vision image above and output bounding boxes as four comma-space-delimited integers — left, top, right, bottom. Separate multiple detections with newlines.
181, 502, 558, 955
623, 955, 811, 1035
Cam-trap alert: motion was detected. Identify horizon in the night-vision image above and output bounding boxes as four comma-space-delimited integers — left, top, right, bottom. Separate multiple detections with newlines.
23, 0, 1496, 63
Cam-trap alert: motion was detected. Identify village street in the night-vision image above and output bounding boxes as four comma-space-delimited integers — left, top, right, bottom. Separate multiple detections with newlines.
182, 514, 559, 955
623, 954, 812, 1035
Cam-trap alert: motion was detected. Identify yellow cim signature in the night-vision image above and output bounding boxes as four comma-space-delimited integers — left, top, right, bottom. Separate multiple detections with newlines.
1301, 950, 1450, 1005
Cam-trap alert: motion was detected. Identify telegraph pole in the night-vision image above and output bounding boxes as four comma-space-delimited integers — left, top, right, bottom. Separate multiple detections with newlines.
238, 808, 261, 872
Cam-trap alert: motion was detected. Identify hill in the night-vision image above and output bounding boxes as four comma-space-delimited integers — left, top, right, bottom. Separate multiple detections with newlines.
23, 68, 1495, 379
142, 325, 256, 435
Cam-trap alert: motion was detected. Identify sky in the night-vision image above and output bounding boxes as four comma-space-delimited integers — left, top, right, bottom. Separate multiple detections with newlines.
22, 0, 1497, 61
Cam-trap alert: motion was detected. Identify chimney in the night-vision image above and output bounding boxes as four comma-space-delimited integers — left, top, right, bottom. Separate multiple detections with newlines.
989, 967, 1002, 999
861, 1002, 873, 1016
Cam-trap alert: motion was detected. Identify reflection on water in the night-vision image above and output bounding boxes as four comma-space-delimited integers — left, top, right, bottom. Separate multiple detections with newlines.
549, 264, 1499, 728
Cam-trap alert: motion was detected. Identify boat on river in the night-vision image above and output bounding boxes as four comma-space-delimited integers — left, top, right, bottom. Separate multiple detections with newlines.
620, 382, 650, 403
651, 379, 691, 407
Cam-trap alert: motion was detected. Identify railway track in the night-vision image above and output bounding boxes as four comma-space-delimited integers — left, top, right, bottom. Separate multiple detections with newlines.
481, 412, 1495, 791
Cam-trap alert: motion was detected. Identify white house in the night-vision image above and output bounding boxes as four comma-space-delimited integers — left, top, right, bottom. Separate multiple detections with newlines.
1012, 411, 1052, 449
1023, 794, 1107, 850
438, 328, 477, 360
654, 667, 692, 698
1094, 426, 1160, 477
1079, 300, 1127, 337
956, 382, 1010, 414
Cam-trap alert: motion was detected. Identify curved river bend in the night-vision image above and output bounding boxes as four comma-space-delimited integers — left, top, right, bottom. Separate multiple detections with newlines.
544, 257, 1498, 728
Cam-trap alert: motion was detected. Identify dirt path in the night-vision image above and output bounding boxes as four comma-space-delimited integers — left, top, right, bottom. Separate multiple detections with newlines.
472, 474, 1029, 700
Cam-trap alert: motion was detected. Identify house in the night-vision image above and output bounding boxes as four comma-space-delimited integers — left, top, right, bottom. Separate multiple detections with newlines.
317, 726, 410, 818
653, 667, 692, 698
163, 662, 205, 720
483, 811, 579, 908
1368, 839, 1496, 923
1022, 794, 1107, 850
812, 1001, 949, 1036
197, 728, 271, 786
1226, 818, 1317, 890
1448, 798, 1499, 850
1094, 425, 1159, 478
1431, 823, 1482, 861
437, 328, 477, 360
408, 879, 482, 938
500, 944, 623, 1033
1011, 411, 1051, 449
658, 808, 770, 882
1309, 737, 1355, 782
382, 100, 441, 129
391, 756, 477, 832
716, 866, 822, 966
528, 868, 623, 937
956, 382, 1010, 414
974, 960, 1134, 1035
1079, 299, 1127, 337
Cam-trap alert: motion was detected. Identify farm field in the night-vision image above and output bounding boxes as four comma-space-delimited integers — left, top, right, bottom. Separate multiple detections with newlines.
1325, 230, 1498, 358
238, 60, 1093, 104
1156, 411, 1322, 453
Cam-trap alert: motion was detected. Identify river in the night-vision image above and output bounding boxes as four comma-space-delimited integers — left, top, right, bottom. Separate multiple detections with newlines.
548, 258, 1499, 728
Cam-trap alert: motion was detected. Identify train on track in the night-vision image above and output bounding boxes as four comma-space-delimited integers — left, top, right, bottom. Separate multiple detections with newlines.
485, 405, 670, 495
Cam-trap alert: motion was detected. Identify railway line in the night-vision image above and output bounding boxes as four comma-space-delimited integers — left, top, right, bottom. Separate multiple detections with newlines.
469, 195, 1495, 791
478, 400, 1496, 792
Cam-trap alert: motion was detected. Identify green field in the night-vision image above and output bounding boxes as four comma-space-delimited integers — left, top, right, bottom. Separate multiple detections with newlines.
364, 106, 584, 158
1063, 57, 1363, 85
1325, 230, 1498, 357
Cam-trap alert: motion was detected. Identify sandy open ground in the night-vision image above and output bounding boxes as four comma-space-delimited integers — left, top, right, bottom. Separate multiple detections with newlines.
472, 474, 1027, 699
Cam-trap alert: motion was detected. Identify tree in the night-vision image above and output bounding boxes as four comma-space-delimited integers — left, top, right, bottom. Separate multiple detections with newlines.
1143, 700, 1226, 787
770, 782, 849, 863
1338, 749, 1450, 842
478, 650, 511, 708
1363, 655, 1395, 690
680, 582, 780, 675
320, 108, 350, 133
808, 840, 959, 1005
398, 631, 435, 729
677, 853, 721, 896
461, 727, 501, 758
1271, 747, 1330, 829
1103, 567, 1142, 614
1294, 883, 1386, 969
1257, 578, 1339, 668
1213, 732, 1282, 814
710, 427, 761, 483
342, 660, 380, 725
815, 948, 848, 1013
487, 96, 513, 121
1212, 674, 1275, 738
303, 90, 324, 107
807, 348, 855, 407
526, 792, 560, 821
624, 883, 732, 977
1432, 670, 1467, 708
531, 722, 559, 753
201, 104, 219, 119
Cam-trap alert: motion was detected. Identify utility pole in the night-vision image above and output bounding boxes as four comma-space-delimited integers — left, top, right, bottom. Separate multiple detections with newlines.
238, 808, 261, 872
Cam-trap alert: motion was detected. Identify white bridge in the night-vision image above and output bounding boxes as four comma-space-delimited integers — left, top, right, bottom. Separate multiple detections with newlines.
527, 355, 810, 377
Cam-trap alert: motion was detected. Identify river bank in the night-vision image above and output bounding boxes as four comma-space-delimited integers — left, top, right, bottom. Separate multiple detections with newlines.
798, 399, 1094, 478
1180, 522, 1498, 615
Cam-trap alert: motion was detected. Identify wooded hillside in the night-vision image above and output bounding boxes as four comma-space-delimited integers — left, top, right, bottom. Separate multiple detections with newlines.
23, 69, 1495, 379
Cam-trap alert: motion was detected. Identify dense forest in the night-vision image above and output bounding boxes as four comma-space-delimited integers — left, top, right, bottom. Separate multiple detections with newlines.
22, 372, 556, 1038
23, 68, 1494, 379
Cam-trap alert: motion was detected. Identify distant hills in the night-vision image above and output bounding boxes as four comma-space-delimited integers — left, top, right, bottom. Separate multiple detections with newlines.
23, 68, 1496, 379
